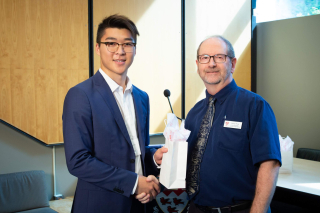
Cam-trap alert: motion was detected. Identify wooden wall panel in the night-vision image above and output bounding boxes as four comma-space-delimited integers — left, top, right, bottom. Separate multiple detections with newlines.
0, 69, 12, 123
0, 2, 10, 70
0, 0, 89, 144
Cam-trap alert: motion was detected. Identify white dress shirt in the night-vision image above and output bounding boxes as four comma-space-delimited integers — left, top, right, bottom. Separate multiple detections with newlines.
99, 68, 141, 194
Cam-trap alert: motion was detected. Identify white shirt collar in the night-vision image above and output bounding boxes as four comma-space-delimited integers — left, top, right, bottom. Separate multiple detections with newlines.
99, 68, 133, 93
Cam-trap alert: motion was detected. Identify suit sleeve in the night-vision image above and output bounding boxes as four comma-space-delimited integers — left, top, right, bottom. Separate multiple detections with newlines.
143, 94, 160, 176
63, 87, 137, 197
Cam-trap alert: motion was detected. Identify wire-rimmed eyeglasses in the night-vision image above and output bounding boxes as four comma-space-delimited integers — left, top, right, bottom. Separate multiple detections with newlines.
198, 54, 232, 64
100, 42, 136, 53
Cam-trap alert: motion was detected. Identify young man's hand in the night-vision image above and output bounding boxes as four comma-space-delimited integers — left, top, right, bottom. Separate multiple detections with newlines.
135, 175, 160, 203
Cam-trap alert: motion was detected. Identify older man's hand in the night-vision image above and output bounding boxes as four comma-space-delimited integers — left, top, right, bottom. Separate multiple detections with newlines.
135, 175, 160, 203
154, 147, 168, 165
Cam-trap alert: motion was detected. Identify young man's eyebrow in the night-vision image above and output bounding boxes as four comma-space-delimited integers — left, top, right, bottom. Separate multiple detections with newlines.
104, 37, 116, 40
104, 37, 134, 42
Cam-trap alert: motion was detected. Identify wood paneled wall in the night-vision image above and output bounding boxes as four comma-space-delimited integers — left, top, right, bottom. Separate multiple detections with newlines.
93, 0, 182, 133
0, 0, 89, 144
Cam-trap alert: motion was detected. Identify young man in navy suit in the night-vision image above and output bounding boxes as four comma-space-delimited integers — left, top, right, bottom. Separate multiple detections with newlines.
63, 14, 167, 213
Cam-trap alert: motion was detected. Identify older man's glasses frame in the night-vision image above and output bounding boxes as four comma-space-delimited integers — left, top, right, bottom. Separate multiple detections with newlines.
198, 54, 233, 64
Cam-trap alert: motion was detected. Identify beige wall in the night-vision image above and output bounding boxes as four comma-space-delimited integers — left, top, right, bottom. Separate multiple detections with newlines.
0, 0, 89, 144
93, 0, 182, 133
185, 0, 252, 114
256, 14, 320, 156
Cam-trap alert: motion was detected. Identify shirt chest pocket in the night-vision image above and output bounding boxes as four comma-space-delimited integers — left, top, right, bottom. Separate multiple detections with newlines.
217, 120, 247, 152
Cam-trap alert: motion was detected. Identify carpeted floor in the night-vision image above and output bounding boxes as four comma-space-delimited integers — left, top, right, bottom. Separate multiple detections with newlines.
49, 196, 73, 213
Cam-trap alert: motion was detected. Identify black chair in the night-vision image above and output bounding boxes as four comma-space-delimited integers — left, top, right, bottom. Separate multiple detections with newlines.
296, 148, 320, 162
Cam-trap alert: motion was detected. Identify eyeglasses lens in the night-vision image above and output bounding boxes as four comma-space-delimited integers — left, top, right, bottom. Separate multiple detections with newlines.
199, 55, 226, 63
107, 43, 135, 53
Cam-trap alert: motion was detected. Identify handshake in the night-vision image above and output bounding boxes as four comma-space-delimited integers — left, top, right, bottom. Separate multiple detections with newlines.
134, 146, 168, 203
134, 175, 160, 203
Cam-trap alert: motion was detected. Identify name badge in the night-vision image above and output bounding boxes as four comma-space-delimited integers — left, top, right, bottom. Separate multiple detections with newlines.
224, 120, 242, 129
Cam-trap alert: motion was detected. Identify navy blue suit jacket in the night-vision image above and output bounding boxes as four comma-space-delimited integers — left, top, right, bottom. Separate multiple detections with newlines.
63, 71, 158, 213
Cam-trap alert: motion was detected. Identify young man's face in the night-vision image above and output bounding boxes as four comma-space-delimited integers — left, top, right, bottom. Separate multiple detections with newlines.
96, 28, 136, 79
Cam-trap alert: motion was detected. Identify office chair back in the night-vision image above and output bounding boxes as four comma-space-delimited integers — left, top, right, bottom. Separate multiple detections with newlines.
296, 148, 320, 162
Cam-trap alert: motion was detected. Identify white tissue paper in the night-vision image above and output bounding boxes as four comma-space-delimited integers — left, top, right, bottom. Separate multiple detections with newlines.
163, 113, 190, 142
279, 134, 294, 174
160, 113, 191, 189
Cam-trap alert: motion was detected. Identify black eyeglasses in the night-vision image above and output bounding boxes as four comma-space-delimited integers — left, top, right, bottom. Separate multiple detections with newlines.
198, 54, 232, 64
100, 42, 136, 53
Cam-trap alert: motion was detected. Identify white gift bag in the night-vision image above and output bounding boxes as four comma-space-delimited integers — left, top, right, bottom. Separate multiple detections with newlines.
159, 113, 190, 189
279, 135, 294, 174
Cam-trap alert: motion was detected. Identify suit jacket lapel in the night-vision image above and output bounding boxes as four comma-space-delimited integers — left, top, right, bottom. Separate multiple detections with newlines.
132, 86, 146, 159
92, 71, 132, 145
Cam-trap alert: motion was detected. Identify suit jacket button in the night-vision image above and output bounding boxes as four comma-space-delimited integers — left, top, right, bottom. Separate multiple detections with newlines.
130, 159, 135, 163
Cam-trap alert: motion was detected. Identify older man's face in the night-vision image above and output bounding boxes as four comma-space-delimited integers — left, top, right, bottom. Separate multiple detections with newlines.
196, 38, 235, 86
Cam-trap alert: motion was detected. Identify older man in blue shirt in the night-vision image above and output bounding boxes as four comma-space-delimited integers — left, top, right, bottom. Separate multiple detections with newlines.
185, 36, 281, 213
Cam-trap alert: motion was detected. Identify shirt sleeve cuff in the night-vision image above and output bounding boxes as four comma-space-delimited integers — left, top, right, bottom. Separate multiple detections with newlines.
131, 174, 139, 195
153, 155, 161, 169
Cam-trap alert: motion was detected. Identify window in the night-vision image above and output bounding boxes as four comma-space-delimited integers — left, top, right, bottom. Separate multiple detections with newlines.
255, 0, 320, 23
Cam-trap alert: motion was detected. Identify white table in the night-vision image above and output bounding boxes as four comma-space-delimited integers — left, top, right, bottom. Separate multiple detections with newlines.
277, 158, 320, 196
